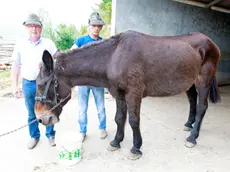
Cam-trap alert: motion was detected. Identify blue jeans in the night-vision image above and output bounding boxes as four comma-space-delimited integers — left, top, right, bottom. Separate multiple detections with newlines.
78, 86, 106, 134
22, 78, 56, 139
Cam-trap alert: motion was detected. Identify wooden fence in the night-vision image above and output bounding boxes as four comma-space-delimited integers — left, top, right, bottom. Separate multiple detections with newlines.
0, 40, 15, 71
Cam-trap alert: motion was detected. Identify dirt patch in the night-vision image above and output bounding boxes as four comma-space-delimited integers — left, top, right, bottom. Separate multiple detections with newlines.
0, 70, 23, 97
0, 77, 11, 90
0, 74, 12, 97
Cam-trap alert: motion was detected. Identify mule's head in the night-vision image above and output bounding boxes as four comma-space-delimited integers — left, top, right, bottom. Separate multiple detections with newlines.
35, 50, 71, 126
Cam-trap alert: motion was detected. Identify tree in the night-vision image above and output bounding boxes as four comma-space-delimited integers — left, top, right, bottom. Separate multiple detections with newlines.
93, 0, 112, 38
55, 24, 89, 51
37, 8, 56, 42
94, 0, 112, 25
36, 0, 112, 50
55, 24, 78, 51
77, 25, 88, 38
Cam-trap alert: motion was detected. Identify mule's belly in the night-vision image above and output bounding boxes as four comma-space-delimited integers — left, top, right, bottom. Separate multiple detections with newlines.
144, 80, 194, 97
144, 64, 201, 97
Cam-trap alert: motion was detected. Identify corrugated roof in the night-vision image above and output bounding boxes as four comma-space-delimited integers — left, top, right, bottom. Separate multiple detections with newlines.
172, 0, 230, 14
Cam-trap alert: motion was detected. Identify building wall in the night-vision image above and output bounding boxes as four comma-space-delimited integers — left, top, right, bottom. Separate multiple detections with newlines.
112, 0, 230, 85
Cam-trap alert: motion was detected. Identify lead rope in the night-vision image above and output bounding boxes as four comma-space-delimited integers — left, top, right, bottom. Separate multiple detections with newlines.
0, 93, 71, 138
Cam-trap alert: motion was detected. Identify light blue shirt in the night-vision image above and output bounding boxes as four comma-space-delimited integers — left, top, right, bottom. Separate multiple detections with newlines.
12, 37, 57, 80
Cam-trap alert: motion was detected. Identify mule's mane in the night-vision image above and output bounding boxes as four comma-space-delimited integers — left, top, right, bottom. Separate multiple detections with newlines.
55, 32, 123, 61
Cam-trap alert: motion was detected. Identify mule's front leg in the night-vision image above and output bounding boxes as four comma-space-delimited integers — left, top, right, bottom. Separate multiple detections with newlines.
108, 99, 127, 151
127, 98, 142, 160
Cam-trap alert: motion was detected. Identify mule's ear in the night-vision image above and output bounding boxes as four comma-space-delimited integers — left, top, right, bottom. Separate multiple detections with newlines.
42, 50, 54, 73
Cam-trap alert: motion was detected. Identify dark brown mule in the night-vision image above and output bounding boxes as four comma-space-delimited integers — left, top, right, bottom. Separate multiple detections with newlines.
35, 30, 221, 160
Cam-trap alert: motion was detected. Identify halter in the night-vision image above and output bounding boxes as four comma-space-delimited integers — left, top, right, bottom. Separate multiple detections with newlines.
35, 74, 60, 106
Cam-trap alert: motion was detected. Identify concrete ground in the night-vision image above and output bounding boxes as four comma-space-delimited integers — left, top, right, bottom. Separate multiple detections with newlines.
0, 87, 230, 172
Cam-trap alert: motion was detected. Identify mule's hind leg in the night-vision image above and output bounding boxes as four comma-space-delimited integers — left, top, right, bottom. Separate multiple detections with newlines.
185, 77, 211, 148
108, 99, 127, 151
184, 84, 197, 131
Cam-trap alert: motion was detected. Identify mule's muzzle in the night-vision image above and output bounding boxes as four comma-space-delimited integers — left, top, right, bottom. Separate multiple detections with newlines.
38, 115, 59, 126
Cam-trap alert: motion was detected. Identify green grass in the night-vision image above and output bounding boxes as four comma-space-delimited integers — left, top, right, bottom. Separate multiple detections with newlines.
0, 69, 10, 78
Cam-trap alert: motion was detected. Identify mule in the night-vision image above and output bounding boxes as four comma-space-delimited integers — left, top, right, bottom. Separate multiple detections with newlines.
35, 30, 221, 160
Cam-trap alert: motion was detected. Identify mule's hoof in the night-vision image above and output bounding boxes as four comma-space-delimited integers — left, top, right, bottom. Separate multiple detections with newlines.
107, 140, 121, 151
184, 140, 196, 148
107, 145, 120, 151
128, 146, 142, 160
128, 152, 142, 160
183, 126, 192, 131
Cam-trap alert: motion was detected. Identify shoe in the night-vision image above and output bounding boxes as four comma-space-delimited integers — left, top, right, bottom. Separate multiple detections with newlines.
48, 136, 56, 147
105, 89, 109, 94
27, 138, 39, 149
80, 133, 86, 142
100, 129, 107, 139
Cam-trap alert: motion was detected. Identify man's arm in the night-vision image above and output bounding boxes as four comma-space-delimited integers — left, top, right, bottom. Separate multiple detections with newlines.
11, 42, 21, 97
11, 60, 20, 93
71, 38, 81, 49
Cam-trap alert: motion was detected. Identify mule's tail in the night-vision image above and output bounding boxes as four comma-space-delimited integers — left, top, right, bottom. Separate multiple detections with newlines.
199, 34, 222, 104
209, 75, 221, 103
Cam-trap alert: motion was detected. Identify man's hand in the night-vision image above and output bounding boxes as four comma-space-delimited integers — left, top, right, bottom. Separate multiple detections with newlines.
12, 87, 22, 99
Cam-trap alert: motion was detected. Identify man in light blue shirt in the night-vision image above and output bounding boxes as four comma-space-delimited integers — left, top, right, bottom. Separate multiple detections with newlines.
11, 13, 57, 149
72, 12, 107, 142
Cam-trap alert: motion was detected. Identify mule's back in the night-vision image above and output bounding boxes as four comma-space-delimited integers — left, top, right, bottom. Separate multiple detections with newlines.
109, 30, 204, 97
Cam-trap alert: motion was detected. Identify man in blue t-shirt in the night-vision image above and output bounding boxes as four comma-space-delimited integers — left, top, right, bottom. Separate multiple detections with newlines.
72, 12, 107, 142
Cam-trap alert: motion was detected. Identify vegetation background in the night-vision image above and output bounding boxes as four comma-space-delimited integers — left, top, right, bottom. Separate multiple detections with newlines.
40, 0, 112, 51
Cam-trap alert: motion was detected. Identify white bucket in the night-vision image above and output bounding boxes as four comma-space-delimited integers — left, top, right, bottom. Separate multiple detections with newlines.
57, 141, 83, 167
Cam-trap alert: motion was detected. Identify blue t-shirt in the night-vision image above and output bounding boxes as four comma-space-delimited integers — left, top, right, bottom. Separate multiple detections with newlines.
74, 34, 103, 47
